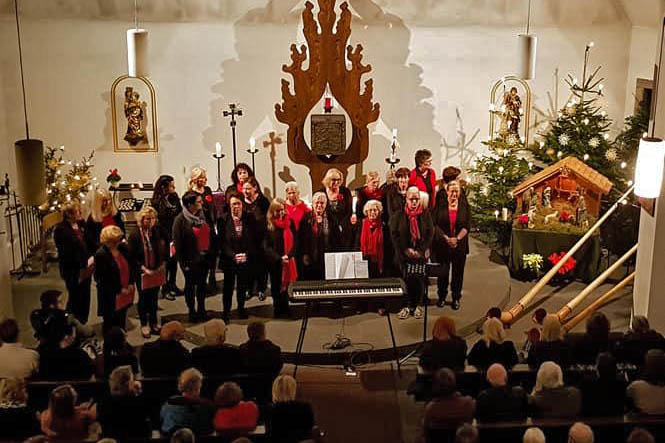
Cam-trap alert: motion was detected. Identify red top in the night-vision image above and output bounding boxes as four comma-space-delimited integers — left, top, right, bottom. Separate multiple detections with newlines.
192, 223, 211, 252
408, 168, 437, 208
213, 401, 259, 432
114, 252, 130, 288
285, 201, 311, 230
449, 208, 458, 236
102, 214, 116, 227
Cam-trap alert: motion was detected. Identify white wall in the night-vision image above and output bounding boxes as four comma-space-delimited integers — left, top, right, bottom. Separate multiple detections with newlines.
624, 25, 660, 116
0, 0, 656, 201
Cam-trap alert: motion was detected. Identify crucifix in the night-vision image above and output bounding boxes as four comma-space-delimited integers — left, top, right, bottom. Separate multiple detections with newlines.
222, 103, 243, 166
263, 131, 283, 195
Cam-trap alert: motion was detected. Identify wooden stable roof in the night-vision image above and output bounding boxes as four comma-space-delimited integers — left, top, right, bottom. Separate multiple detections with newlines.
512, 156, 613, 196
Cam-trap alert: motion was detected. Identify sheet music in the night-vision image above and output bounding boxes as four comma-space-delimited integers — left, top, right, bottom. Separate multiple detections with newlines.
325, 252, 366, 280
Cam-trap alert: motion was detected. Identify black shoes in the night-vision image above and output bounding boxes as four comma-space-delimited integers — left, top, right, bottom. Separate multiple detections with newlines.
257, 291, 267, 302
451, 300, 460, 310
436, 299, 446, 308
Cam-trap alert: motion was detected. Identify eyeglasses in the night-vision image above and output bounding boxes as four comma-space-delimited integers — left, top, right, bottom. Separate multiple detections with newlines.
408, 197, 420, 202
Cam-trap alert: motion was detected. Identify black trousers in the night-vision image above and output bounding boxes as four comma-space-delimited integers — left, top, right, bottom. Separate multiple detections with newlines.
249, 257, 268, 294
138, 286, 160, 326
64, 273, 92, 324
437, 251, 467, 301
406, 274, 426, 309
268, 262, 290, 316
222, 266, 248, 314
166, 255, 178, 288
102, 307, 127, 334
184, 265, 207, 315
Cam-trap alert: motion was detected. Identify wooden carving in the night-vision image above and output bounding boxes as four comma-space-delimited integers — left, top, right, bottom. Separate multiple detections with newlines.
275, 0, 380, 188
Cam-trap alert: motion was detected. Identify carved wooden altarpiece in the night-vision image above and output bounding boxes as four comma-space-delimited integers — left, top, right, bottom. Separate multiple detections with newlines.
275, 0, 380, 188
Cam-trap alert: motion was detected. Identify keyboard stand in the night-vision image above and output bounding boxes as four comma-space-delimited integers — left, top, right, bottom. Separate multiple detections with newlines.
292, 301, 402, 377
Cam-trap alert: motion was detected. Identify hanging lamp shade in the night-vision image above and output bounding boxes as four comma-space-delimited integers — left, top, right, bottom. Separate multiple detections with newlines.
634, 137, 665, 198
14, 139, 45, 206
517, 34, 537, 80
127, 28, 148, 77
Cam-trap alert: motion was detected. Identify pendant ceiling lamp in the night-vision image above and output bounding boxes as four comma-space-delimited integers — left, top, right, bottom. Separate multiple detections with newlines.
127, 0, 148, 77
13, 0, 45, 206
517, 0, 537, 80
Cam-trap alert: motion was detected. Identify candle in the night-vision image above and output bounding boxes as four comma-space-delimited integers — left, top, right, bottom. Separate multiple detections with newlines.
390, 151, 396, 162
249, 137, 256, 149
215, 142, 222, 157
392, 128, 398, 138
352, 196, 358, 213
494, 210, 500, 219
324, 97, 332, 111
501, 208, 508, 221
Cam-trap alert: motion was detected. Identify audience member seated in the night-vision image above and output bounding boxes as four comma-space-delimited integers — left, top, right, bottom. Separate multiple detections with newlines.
616, 316, 665, 366
37, 315, 95, 381
419, 316, 467, 373
627, 427, 656, 443
476, 363, 528, 422
30, 290, 92, 345
38, 384, 97, 441
191, 319, 242, 376
568, 422, 594, 443
268, 375, 315, 443
529, 361, 581, 418
240, 321, 283, 378
171, 427, 196, 443
579, 352, 626, 416
571, 312, 613, 366
0, 378, 38, 440
527, 314, 572, 369
213, 382, 259, 433
467, 318, 518, 370
98, 365, 150, 440
102, 327, 138, 377
160, 368, 215, 435
0, 318, 38, 378
627, 349, 665, 415
454, 423, 478, 443
140, 321, 190, 377
522, 427, 545, 443
423, 368, 475, 433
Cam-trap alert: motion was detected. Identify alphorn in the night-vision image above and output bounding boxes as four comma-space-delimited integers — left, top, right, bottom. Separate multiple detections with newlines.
562, 271, 635, 332
501, 185, 635, 325
556, 244, 637, 321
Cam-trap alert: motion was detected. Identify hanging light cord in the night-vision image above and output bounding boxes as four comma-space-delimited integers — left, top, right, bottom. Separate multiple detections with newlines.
14, 0, 29, 139
526, 0, 532, 35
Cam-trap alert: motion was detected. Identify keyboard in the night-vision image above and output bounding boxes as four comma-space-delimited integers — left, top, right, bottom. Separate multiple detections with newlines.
288, 278, 406, 302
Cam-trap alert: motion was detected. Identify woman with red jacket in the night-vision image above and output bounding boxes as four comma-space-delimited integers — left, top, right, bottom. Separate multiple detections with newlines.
284, 181, 311, 232
409, 149, 437, 208
264, 199, 298, 318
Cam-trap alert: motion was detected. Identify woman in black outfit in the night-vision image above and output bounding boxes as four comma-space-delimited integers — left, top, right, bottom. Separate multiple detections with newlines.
188, 166, 219, 293
102, 327, 138, 377
242, 176, 270, 300
54, 201, 92, 325
151, 174, 182, 300
354, 171, 383, 223
225, 162, 255, 201
319, 168, 354, 251
268, 375, 316, 443
172, 191, 210, 323
385, 167, 410, 219
419, 316, 467, 373
264, 199, 298, 318
298, 192, 332, 280
128, 206, 164, 338
433, 180, 470, 310
527, 314, 572, 369
94, 225, 136, 333
98, 365, 150, 440
85, 188, 125, 253
467, 317, 518, 370
220, 193, 257, 322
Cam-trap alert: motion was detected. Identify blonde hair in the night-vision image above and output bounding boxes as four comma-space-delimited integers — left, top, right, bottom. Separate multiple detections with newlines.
322, 168, 343, 189
419, 191, 429, 209
532, 361, 564, 394
366, 171, 380, 183
178, 368, 203, 395
109, 365, 134, 396
91, 188, 116, 222
482, 317, 506, 345
272, 374, 297, 403
61, 200, 81, 219
188, 167, 206, 190
266, 198, 287, 231
100, 225, 124, 246
541, 314, 563, 342
203, 319, 227, 345
136, 205, 157, 226
363, 199, 383, 216
0, 377, 26, 403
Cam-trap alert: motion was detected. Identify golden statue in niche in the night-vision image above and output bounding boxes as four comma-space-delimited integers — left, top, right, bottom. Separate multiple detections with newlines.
501, 87, 522, 135
123, 87, 148, 146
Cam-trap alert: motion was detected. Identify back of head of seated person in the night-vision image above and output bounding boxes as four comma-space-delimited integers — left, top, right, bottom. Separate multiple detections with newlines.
0, 377, 27, 405
486, 363, 507, 388
161, 320, 186, 342
171, 428, 196, 443
568, 422, 594, 443
204, 319, 227, 346
109, 365, 141, 397
246, 321, 266, 343
541, 314, 564, 342
213, 382, 258, 432
627, 427, 656, 443
532, 361, 564, 394
522, 427, 545, 443
179, 368, 203, 398
215, 382, 243, 409
31, 290, 65, 341
454, 424, 478, 443
40, 384, 96, 439
432, 368, 457, 399
272, 374, 297, 403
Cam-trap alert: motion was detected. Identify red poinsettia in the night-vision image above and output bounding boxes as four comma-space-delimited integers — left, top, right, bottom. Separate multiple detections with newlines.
559, 211, 571, 222
548, 251, 577, 275
518, 213, 529, 226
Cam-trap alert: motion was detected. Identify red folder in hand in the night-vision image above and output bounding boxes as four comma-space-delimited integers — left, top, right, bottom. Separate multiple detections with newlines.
141, 268, 166, 290
115, 285, 136, 311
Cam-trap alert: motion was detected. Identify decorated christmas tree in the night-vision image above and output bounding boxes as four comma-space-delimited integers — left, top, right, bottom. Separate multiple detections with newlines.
530, 43, 630, 196
42, 146, 96, 213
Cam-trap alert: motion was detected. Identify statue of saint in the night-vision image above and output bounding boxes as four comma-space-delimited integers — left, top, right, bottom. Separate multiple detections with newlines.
577, 191, 588, 228
123, 87, 148, 146
542, 186, 552, 208
501, 87, 522, 135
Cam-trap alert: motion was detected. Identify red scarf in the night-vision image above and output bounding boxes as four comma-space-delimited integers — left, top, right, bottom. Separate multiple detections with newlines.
236, 182, 243, 193
404, 203, 424, 245
361, 218, 384, 272
364, 187, 383, 201
273, 218, 298, 291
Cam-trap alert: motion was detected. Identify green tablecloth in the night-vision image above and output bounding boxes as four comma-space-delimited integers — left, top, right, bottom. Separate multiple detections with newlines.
509, 228, 602, 283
